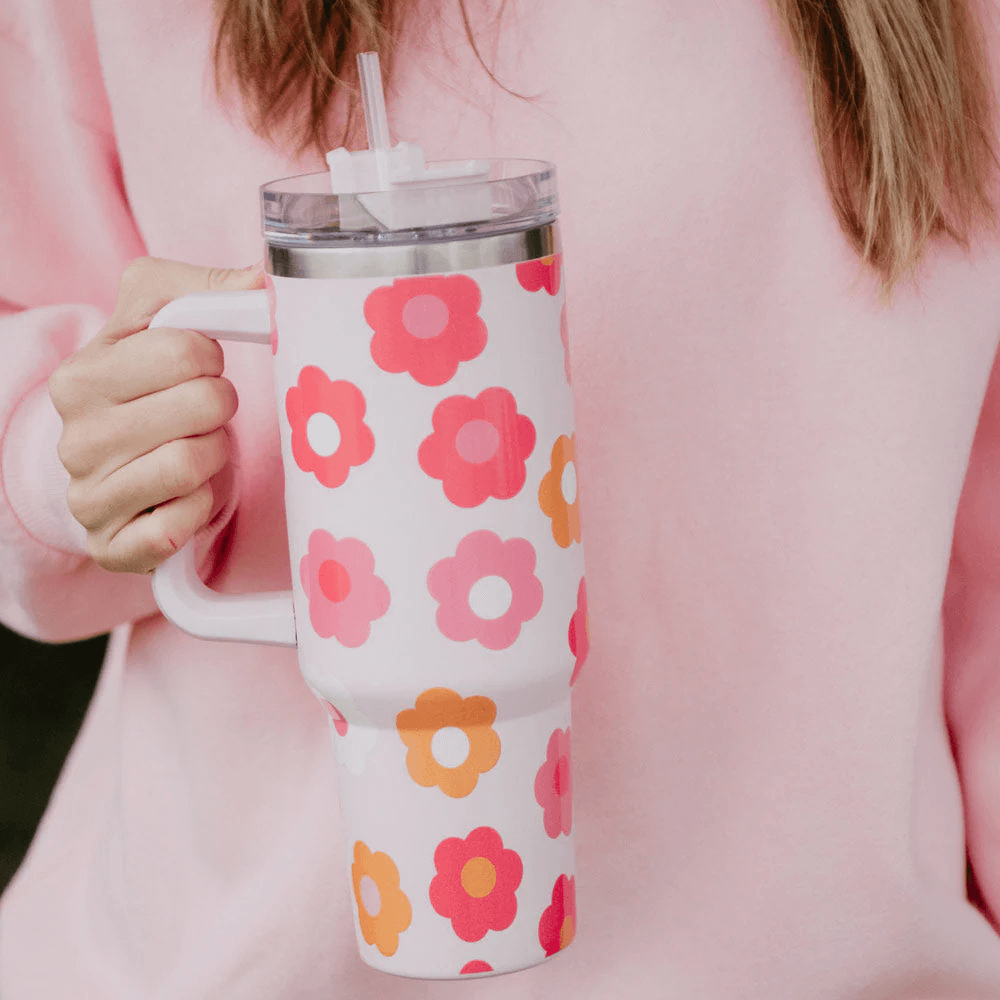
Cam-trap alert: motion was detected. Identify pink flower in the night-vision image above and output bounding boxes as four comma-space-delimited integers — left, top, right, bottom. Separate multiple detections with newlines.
365, 274, 488, 387
427, 531, 543, 651
534, 727, 572, 839
418, 388, 536, 508
285, 367, 375, 488
560, 302, 571, 384
538, 874, 576, 956
299, 529, 390, 646
429, 827, 523, 942
321, 700, 348, 737
568, 577, 589, 686
460, 961, 493, 975
516, 253, 562, 296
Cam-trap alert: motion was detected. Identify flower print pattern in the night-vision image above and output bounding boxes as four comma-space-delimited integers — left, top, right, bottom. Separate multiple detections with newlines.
430, 827, 523, 942
285, 367, 374, 488
323, 699, 349, 737
352, 841, 412, 957
428, 530, 543, 651
538, 874, 576, 957
534, 727, 572, 839
319, 692, 380, 776
460, 961, 493, 975
299, 529, 390, 646
516, 253, 562, 296
395, 688, 501, 798
560, 302, 571, 384
365, 274, 488, 387
418, 388, 536, 508
538, 434, 581, 549
568, 577, 589, 686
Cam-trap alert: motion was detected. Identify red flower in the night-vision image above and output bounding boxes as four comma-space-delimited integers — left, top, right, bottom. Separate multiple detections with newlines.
534, 727, 572, 839
429, 826, 523, 942
365, 274, 488, 387
418, 388, 536, 508
285, 367, 374, 488
516, 253, 562, 296
568, 577, 589, 686
460, 961, 493, 975
538, 874, 576, 957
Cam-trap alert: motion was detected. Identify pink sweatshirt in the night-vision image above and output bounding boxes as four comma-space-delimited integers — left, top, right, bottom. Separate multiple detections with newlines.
6, 0, 1000, 996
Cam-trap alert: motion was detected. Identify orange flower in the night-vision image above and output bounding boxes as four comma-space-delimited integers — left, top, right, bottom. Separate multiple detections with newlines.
351, 841, 412, 957
395, 688, 501, 798
538, 433, 581, 548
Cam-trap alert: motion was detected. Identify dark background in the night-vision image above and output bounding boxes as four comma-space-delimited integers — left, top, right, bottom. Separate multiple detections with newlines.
0, 624, 104, 893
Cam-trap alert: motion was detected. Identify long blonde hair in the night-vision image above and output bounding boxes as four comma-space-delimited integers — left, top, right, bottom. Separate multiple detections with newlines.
214, 0, 999, 302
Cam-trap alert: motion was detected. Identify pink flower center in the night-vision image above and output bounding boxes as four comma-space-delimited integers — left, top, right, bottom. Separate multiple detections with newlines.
401, 294, 450, 339
318, 559, 352, 603
454, 419, 501, 464
553, 755, 570, 796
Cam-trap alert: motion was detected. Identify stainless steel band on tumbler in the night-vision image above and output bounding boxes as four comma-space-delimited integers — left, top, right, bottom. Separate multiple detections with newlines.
266, 223, 561, 279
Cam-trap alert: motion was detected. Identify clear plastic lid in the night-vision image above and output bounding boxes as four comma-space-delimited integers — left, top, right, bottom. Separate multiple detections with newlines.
260, 159, 559, 248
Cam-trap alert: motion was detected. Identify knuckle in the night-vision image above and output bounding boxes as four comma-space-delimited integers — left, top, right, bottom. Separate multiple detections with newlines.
191, 481, 214, 522
47, 361, 73, 412
194, 377, 236, 427
158, 441, 202, 498
204, 267, 235, 292
165, 329, 205, 383
56, 425, 90, 478
85, 532, 120, 573
65, 479, 94, 527
117, 257, 154, 299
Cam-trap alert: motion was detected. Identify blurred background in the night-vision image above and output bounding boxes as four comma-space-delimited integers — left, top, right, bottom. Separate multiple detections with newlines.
0, 624, 104, 894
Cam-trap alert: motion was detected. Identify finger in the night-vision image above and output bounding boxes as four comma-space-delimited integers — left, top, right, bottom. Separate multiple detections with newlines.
62, 376, 237, 481
52, 326, 226, 417
93, 481, 215, 574
104, 326, 226, 403
69, 429, 230, 536
100, 257, 265, 344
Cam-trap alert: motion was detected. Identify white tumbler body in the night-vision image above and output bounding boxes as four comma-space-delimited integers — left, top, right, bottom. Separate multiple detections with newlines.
268, 245, 584, 978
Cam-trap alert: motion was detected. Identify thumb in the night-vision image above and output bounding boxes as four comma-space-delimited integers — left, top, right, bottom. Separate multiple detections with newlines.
101, 256, 266, 343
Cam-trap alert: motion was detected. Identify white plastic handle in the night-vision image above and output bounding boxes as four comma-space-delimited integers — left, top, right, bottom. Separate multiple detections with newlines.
148, 289, 297, 647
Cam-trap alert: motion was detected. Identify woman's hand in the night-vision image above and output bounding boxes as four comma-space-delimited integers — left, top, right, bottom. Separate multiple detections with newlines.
48, 256, 264, 574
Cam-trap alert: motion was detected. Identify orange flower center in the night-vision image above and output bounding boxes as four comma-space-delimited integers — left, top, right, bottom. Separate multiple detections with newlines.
318, 559, 351, 603
460, 857, 497, 899
559, 915, 575, 950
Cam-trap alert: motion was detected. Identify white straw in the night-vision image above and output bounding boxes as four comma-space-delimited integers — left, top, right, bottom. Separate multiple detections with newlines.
357, 51, 391, 156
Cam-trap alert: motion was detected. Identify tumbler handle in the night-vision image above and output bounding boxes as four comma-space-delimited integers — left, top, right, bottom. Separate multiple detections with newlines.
148, 290, 297, 647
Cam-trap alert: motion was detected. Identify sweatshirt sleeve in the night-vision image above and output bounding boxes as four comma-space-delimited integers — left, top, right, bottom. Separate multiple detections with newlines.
0, 1, 234, 642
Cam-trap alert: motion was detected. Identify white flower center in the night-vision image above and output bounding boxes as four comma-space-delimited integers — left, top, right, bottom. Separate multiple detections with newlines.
468, 575, 513, 620
561, 461, 578, 505
431, 726, 471, 769
306, 411, 341, 457
359, 875, 381, 917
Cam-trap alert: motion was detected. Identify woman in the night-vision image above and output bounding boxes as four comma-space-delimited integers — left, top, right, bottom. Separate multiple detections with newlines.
3, 0, 1000, 996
